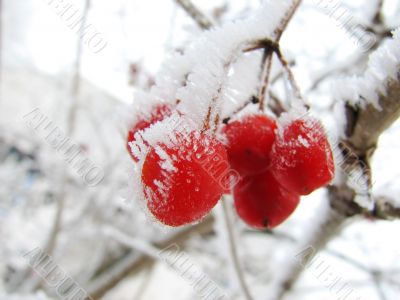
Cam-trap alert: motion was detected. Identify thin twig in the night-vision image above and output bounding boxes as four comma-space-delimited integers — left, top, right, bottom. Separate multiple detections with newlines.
222, 95, 259, 124
222, 63, 294, 122
221, 198, 253, 300
326, 249, 369, 272
257, 0, 303, 111
274, 0, 303, 41
174, 0, 213, 29
41, 0, 91, 292
86, 218, 214, 299
10, 0, 91, 293
132, 262, 155, 300
103, 226, 165, 260
372, 0, 385, 25
275, 209, 348, 299
275, 48, 305, 104
258, 52, 273, 111
45, 0, 91, 258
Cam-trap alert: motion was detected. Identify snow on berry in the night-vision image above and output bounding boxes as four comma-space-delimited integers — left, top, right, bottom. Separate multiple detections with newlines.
126, 0, 302, 226
223, 114, 277, 175
271, 116, 335, 195
126, 104, 172, 162
141, 131, 229, 227
233, 170, 300, 229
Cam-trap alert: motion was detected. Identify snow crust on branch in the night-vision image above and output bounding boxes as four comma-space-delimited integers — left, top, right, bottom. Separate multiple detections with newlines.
333, 28, 400, 109
127, 0, 294, 159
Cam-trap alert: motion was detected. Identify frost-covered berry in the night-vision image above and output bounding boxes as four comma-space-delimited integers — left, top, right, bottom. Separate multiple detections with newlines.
126, 104, 172, 162
141, 132, 229, 226
223, 114, 277, 175
271, 118, 334, 195
233, 170, 300, 229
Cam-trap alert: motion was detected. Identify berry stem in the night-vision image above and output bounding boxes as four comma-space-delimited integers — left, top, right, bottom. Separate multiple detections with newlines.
275, 48, 308, 108
221, 197, 253, 300
222, 95, 259, 124
273, 0, 303, 41
258, 50, 274, 112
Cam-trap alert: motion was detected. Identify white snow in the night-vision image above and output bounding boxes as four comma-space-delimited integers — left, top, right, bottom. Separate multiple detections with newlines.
332, 28, 400, 109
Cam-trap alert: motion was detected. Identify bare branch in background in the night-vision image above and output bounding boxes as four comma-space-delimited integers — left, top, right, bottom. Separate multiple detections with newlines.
274, 0, 303, 41
372, 0, 385, 25
372, 196, 400, 220
10, 0, 92, 294
86, 218, 214, 299
275, 209, 348, 299
0, 0, 3, 97
221, 199, 253, 300
132, 262, 156, 300
174, 0, 213, 29
45, 0, 91, 261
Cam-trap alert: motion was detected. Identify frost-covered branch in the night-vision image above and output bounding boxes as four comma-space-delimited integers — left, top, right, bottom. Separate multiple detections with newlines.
275, 207, 347, 299
221, 199, 253, 300
343, 74, 400, 157
102, 226, 165, 260
86, 218, 214, 299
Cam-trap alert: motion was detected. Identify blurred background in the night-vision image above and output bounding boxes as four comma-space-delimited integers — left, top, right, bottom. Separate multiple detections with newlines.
1, 0, 400, 299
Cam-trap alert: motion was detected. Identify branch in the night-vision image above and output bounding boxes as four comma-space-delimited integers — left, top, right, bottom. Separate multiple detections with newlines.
371, 195, 400, 220
274, 208, 347, 299
132, 262, 155, 300
221, 199, 253, 300
344, 74, 400, 157
174, 0, 213, 29
85, 217, 214, 299
9, 1, 92, 293
257, 0, 303, 112
372, 0, 385, 25
258, 52, 273, 111
274, 0, 303, 41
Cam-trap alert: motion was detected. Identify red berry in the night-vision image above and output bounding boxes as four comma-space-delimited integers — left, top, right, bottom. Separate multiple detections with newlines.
223, 114, 277, 175
271, 118, 334, 195
233, 170, 300, 229
141, 132, 229, 226
126, 104, 172, 162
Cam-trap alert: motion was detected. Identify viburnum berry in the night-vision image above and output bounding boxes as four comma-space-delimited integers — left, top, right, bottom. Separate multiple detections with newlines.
271, 117, 334, 195
223, 114, 277, 175
126, 104, 172, 162
141, 131, 229, 226
233, 170, 300, 229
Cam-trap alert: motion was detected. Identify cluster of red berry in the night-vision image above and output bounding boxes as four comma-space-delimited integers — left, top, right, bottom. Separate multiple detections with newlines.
224, 115, 334, 229
126, 104, 334, 229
